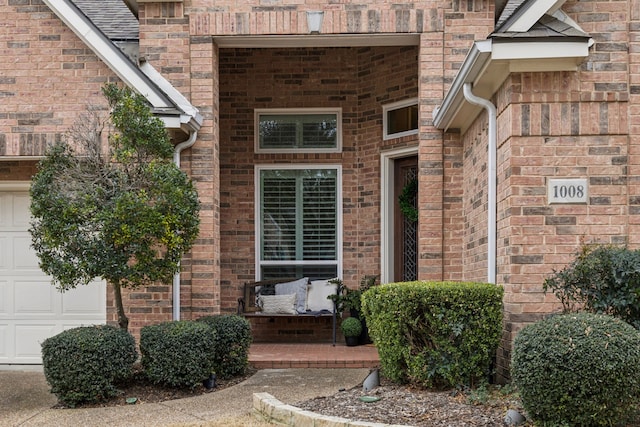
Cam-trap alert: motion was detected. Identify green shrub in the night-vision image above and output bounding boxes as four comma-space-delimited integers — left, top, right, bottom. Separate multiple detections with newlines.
543, 244, 640, 329
140, 320, 216, 388
361, 281, 503, 388
512, 312, 640, 426
340, 317, 363, 337
41, 325, 137, 407
197, 315, 252, 379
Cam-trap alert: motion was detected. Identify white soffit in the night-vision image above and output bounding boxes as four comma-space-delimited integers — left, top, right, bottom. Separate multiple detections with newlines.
432, 38, 591, 132
491, 40, 589, 61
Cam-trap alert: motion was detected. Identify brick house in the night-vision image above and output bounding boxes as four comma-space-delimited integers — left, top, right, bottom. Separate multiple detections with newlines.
0, 0, 634, 380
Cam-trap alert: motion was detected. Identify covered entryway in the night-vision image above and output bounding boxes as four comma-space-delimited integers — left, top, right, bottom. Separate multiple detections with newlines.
0, 185, 106, 365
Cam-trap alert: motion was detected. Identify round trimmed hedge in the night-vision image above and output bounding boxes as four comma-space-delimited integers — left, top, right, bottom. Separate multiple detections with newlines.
512, 312, 640, 426
197, 315, 252, 379
41, 325, 137, 407
140, 320, 216, 388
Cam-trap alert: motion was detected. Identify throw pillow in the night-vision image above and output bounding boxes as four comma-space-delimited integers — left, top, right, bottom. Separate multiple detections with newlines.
307, 279, 338, 312
275, 277, 309, 314
259, 294, 297, 314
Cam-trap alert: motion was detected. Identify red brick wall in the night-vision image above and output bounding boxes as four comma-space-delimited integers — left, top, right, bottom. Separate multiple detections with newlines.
0, 1, 114, 158
0, 161, 38, 180
217, 46, 418, 311
186, 0, 438, 36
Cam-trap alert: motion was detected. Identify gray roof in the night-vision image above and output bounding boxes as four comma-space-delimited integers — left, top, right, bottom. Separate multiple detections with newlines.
492, 14, 590, 39
73, 0, 138, 41
495, 0, 528, 29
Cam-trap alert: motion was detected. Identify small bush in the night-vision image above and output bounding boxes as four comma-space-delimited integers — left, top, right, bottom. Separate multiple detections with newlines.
41, 325, 137, 407
140, 320, 216, 388
197, 315, 252, 379
543, 244, 640, 328
512, 312, 640, 426
340, 317, 363, 337
361, 281, 503, 388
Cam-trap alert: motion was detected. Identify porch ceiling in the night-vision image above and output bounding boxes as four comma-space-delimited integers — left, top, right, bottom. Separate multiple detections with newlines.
213, 34, 419, 48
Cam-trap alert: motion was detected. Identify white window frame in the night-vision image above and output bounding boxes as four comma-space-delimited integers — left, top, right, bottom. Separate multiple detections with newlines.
254, 108, 342, 153
382, 98, 419, 140
254, 164, 343, 281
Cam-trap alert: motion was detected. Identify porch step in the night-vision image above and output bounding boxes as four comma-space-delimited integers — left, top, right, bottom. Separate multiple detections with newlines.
248, 343, 379, 369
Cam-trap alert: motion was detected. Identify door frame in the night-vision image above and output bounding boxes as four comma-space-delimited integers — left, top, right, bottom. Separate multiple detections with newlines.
380, 146, 418, 284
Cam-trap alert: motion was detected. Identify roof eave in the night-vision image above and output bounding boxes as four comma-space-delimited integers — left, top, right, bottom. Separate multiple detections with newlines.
501, 0, 566, 32
432, 37, 592, 133
43, 0, 201, 133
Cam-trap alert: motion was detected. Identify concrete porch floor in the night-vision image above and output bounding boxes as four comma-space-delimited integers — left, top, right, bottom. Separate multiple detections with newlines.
248, 343, 380, 369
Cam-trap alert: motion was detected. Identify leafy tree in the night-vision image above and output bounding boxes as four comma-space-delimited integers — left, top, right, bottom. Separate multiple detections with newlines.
543, 244, 640, 329
29, 84, 200, 331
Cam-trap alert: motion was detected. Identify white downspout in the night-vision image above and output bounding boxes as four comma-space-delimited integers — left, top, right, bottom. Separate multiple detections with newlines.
462, 83, 497, 284
172, 130, 198, 320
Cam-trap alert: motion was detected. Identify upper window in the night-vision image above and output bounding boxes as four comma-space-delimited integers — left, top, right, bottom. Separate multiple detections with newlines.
256, 166, 342, 281
383, 98, 418, 140
255, 109, 342, 153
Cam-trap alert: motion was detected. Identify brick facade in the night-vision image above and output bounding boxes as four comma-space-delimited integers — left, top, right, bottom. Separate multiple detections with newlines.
1, 0, 638, 379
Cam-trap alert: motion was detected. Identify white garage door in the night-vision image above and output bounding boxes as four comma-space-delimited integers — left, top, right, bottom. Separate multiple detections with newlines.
0, 189, 106, 365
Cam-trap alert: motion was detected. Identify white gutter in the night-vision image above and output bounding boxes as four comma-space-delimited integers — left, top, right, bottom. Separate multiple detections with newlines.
432, 40, 493, 131
462, 84, 497, 285
171, 130, 198, 321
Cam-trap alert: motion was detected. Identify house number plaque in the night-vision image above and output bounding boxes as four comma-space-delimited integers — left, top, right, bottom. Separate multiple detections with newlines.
547, 178, 588, 204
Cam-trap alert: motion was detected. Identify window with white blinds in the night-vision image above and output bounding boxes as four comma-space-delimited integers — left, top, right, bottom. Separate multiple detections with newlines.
255, 109, 341, 153
257, 167, 341, 280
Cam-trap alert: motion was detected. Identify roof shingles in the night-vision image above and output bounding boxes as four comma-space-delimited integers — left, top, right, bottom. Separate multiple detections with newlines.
73, 0, 138, 41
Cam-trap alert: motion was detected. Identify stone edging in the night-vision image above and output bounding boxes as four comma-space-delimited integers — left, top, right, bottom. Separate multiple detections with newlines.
252, 392, 413, 427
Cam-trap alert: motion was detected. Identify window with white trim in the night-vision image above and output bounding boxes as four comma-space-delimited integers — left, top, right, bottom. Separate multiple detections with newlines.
255, 109, 341, 153
383, 98, 418, 140
256, 166, 342, 280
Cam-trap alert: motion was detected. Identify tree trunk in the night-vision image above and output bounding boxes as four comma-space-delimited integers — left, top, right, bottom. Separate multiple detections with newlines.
113, 282, 129, 331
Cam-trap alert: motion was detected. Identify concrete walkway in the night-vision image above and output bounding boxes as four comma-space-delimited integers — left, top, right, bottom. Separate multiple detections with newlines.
0, 368, 369, 427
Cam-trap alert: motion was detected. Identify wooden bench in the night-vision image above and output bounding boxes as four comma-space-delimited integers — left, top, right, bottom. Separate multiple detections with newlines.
237, 278, 338, 344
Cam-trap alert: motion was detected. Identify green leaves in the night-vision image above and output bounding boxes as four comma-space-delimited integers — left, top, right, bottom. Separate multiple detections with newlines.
30, 83, 200, 329
512, 313, 640, 426
41, 326, 137, 407
543, 244, 640, 329
140, 321, 216, 388
361, 281, 504, 388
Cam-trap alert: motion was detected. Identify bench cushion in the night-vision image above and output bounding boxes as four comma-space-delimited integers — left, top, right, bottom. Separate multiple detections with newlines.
258, 294, 297, 314
275, 277, 309, 314
307, 279, 337, 312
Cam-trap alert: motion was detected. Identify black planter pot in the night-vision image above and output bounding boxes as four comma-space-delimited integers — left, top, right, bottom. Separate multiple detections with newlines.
203, 373, 217, 390
345, 336, 359, 347
350, 309, 372, 345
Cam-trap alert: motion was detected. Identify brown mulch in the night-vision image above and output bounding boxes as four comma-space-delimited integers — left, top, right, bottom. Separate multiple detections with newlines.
297, 377, 531, 427
54, 366, 258, 409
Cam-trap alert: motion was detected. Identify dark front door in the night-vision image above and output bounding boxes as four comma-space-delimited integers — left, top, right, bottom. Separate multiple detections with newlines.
394, 156, 418, 282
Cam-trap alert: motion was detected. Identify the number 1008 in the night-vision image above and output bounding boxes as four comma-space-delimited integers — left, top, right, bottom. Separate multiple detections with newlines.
553, 185, 584, 199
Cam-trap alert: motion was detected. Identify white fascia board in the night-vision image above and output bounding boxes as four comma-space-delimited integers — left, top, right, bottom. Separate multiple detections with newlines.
43, 0, 173, 109
492, 40, 590, 61
140, 62, 203, 130
432, 40, 492, 130
432, 38, 591, 131
505, 0, 566, 32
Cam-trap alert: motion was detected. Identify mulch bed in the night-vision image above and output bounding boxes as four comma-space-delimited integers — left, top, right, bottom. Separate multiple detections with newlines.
53, 366, 258, 409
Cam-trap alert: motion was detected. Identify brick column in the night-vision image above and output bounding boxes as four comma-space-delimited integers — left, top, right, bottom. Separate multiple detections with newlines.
418, 31, 445, 280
